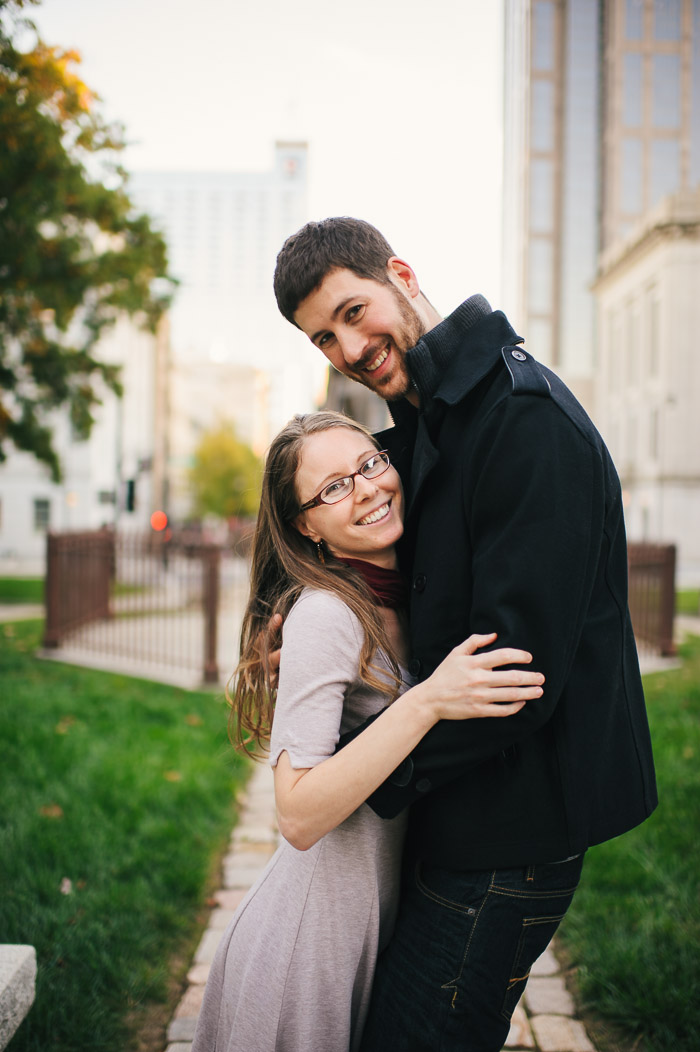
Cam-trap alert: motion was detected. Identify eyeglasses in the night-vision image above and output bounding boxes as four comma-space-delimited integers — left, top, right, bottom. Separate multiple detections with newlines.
299, 451, 391, 511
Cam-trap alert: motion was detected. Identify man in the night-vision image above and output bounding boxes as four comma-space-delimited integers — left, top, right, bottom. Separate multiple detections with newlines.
273, 217, 657, 1051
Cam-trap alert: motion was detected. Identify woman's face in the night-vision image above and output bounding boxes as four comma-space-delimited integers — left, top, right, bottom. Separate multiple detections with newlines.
294, 428, 404, 569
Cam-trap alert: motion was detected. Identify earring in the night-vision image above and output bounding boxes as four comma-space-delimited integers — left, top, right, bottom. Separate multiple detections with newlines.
316, 541, 325, 565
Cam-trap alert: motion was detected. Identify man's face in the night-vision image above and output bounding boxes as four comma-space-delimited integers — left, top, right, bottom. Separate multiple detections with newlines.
293, 266, 427, 402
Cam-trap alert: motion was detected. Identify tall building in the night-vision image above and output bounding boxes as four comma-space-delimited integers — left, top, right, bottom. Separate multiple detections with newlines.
502, 0, 700, 411
129, 142, 325, 469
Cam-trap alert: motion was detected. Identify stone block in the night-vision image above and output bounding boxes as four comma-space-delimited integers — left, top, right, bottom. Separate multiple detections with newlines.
0, 945, 36, 1052
167, 1016, 198, 1042
174, 984, 205, 1019
194, 929, 223, 965
209, 909, 236, 930
524, 976, 574, 1016
186, 963, 210, 986
504, 1003, 534, 1048
214, 889, 247, 911
165, 1044, 193, 1052
530, 945, 560, 976
530, 1014, 595, 1052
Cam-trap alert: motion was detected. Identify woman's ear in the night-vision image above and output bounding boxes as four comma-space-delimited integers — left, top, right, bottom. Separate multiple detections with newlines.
293, 513, 321, 544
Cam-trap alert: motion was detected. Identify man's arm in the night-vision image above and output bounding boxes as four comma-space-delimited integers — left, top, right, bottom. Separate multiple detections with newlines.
363, 394, 606, 817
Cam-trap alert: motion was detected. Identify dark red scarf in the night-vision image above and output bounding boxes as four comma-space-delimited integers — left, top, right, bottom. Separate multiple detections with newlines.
337, 557, 408, 610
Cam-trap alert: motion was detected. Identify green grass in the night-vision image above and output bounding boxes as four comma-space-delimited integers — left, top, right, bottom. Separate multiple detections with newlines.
558, 635, 700, 1052
0, 620, 250, 1052
676, 587, 700, 616
0, 577, 43, 603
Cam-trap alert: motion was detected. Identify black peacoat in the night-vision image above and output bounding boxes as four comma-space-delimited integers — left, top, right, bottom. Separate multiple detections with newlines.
363, 303, 658, 869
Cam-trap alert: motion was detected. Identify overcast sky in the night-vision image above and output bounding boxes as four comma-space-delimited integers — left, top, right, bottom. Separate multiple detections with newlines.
32, 0, 505, 316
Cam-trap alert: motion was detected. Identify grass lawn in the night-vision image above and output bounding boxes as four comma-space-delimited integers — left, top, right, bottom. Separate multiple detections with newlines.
676, 587, 700, 616
0, 620, 250, 1052
558, 634, 700, 1052
0, 577, 43, 604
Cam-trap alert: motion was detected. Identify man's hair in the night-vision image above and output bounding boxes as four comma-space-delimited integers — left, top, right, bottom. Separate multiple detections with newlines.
273, 217, 396, 324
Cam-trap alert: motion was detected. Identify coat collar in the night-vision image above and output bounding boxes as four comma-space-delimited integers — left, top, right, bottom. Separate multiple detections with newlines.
379, 301, 523, 519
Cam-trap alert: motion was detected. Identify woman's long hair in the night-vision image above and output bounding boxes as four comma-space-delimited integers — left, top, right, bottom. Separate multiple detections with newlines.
228, 411, 403, 756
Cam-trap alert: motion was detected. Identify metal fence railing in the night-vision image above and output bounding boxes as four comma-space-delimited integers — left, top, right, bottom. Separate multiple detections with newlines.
43, 527, 252, 687
627, 542, 676, 657
42, 532, 677, 684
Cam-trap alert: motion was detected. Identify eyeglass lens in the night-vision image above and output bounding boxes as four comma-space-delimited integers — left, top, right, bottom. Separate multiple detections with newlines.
321, 453, 389, 505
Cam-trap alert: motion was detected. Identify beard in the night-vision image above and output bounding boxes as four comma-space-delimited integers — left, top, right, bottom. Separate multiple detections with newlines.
349, 285, 427, 401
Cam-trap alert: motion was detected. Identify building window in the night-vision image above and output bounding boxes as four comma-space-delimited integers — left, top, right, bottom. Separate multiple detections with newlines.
33, 498, 50, 532
648, 291, 660, 377
528, 239, 554, 314
625, 0, 644, 40
650, 138, 680, 201
531, 79, 555, 151
649, 408, 659, 459
530, 159, 554, 233
652, 54, 681, 128
532, 1, 555, 72
623, 53, 643, 127
620, 138, 644, 213
654, 0, 682, 40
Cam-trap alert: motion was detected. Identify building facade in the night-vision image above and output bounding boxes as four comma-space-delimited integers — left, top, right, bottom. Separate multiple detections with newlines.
0, 316, 168, 570
593, 188, 700, 576
502, 0, 700, 412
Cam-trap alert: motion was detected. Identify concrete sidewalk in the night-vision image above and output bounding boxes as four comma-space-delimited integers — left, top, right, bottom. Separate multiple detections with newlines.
163, 764, 598, 1052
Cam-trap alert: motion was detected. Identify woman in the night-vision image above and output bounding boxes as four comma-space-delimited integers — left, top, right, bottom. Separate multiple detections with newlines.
191, 412, 544, 1052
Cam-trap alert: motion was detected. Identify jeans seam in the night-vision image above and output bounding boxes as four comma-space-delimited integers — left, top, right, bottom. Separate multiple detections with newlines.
415, 862, 480, 917
440, 871, 495, 1012
488, 884, 579, 900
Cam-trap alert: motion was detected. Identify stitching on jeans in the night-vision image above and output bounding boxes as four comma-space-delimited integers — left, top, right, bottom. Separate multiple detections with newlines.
440, 870, 496, 1010
415, 861, 479, 916
488, 884, 579, 900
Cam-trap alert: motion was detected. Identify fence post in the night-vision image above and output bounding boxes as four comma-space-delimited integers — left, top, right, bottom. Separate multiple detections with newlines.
659, 544, 676, 656
202, 546, 220, 684
43, 532, 61, 648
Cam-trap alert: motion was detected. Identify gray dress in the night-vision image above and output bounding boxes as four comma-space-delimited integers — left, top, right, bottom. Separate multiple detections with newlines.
191, 589, 409, 1052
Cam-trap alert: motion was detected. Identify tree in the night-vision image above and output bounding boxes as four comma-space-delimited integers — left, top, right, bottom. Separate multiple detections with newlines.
0, 0, 175, 480
189, 424, 263, 521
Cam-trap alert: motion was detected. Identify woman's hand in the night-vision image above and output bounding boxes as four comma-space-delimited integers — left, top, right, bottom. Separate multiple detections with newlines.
421, 632, 544, 721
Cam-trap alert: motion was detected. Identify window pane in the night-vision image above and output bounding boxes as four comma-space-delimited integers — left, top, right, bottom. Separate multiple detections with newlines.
531, 79, 555, 151
651, 138, 680, 201
525, 317, 553, 364
528, 239, 553, 313
532, 1, 555, 71
625, 0, 644, 39
621, 138, 643, 213
654, 0, 682, 39
652, 54, 680, 127
33, 498, 50, 531
693, 0, 700, 184
530, 159, 554, 233
623, 53, 643, 126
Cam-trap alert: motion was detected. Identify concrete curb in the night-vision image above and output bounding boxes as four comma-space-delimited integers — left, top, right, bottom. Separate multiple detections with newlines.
162, 764, 599, 1052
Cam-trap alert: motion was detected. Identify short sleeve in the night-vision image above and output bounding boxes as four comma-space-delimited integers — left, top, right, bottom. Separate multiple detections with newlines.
269, 589, 364, 769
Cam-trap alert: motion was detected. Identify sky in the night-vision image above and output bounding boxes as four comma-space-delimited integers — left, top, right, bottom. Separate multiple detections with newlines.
30, 0, 505, 317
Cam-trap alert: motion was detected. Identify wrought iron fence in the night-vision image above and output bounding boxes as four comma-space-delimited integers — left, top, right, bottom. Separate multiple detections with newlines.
42, 531, 677, 686
627, 542, 676, 657
43, 527, 253, 687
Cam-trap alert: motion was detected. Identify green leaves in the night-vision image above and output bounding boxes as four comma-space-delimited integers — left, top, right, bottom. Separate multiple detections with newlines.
189, 424, 263, 521
0, 1, 176, 480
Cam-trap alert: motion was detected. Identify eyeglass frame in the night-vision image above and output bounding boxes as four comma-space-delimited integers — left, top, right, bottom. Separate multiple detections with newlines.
297, 450, 391, 512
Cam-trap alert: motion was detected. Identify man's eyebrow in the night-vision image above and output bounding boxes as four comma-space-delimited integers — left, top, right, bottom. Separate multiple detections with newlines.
311, 296, 358, 345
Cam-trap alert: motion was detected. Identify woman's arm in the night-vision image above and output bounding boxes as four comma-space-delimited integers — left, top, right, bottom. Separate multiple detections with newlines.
274, 632, 543, 850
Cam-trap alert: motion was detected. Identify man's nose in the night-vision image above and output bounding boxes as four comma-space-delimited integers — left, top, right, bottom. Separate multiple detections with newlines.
338, 328, 368, 367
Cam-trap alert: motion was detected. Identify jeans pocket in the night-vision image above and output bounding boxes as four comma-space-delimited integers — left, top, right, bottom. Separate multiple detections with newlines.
500, 914, 565, 1022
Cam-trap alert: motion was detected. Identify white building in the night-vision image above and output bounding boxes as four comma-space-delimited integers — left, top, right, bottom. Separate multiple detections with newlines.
593, 188, 700, 580
128, 143, 325, 457
0, 315, 168, 571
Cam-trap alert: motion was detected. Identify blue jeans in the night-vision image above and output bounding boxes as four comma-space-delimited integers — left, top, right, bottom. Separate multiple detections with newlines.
360, 852, 584, 1052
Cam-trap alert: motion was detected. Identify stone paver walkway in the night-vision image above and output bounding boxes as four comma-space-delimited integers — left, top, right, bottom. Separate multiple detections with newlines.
163, 764, 598, 1052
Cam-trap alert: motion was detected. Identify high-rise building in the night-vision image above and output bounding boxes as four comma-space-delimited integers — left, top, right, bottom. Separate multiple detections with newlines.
129, 143, 326, 468
502, 0, 700, 410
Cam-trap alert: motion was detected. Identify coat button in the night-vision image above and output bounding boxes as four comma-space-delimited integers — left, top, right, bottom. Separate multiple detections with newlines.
413, 573, 427, 592
416, 778, 432, 793
408, 658, 422, 678
512, 349, 527, 362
